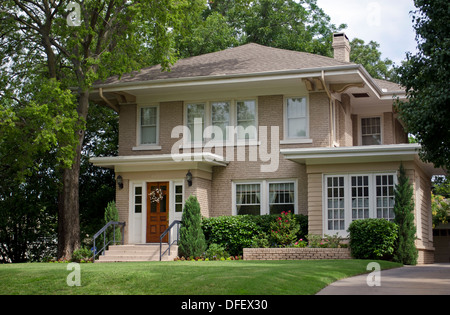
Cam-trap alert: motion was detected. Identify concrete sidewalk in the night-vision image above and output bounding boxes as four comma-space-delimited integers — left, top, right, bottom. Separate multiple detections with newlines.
316, 263, 450, 295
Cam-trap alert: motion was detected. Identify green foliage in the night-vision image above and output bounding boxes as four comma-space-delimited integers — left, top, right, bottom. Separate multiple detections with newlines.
179, 196, 207, 258
270, 211, 300, 247
348, 219, 398, 260
202, 215, 259, 256
393, 164, 418, 265
104, 201, 121, 245
432, 194, 449, 228
395, 0, 450, 170
71, 247, 93, 263
203, 214, 308, 254
204, 243, 229, 260
350, 38, 395, 80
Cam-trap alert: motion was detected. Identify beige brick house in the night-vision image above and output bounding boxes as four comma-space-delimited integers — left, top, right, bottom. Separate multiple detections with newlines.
90, 33, 445, 264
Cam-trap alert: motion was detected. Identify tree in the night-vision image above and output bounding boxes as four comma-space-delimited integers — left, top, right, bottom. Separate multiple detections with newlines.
240, 0, 346, 56
0, 0, 202, 260
350, 38, 395, 81
393, 164, 418, 265
395, 0, 450, 170
179, 196, 206, 258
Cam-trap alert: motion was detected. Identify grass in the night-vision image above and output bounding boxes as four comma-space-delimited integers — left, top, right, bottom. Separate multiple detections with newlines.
0, 259, 402, 295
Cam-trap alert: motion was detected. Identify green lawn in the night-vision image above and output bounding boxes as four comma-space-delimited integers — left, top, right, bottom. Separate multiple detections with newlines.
0, 260, 402, 295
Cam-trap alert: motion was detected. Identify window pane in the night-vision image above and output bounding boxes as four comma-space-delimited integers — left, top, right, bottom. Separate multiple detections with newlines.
237, 100, 256, 140
376, 175, 395, 221
236, 183, 260, 215
187, 103, 205, 142
326, 176, 345, 230
351, 176, 370, 221
141, 107, 157, 145
361, 117, 381, 145
141, 126, 156, 144
211, 101, 230, 141
269, 182, 295, 215
287, 98, 307, 138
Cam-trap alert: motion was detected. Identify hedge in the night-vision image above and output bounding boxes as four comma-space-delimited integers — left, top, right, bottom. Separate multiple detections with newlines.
202, 214, 308, 256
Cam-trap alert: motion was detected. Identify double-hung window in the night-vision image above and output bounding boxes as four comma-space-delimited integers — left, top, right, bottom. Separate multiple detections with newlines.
361, 117, 382, 145
236, 100, 257, 140
186, 103, 206, 143
324, 173, 396, 236
286, 97, 308, 138
236, 183, 261, 215
140, 106, 158, 145
269, 182, 295, 214
211, 101, 231, 141
234, 180, 297, 216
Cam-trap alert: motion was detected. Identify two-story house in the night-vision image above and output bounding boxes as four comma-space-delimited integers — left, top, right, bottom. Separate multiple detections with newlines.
90, 33, 445, 264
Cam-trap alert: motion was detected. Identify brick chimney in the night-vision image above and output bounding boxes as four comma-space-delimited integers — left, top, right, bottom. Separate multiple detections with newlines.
332, 33, 351, 63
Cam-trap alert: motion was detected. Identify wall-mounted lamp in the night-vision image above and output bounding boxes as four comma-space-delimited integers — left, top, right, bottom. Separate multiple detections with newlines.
186, 170, 193, 187
117, 175, 124, 190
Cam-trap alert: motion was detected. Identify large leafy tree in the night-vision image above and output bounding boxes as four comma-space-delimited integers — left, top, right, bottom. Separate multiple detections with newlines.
395, 0, 450, 170
0, 0, 202, 260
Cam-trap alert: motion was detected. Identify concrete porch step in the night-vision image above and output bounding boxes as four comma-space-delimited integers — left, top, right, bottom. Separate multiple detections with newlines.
96, 244, 178, 262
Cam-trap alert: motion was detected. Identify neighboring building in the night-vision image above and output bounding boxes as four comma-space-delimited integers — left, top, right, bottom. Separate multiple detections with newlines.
90, 33, 445, 264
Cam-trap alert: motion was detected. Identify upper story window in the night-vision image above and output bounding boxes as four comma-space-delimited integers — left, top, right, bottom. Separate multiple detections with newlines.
184, 99, 258, 145
211, 101, 230, 141
361, 117, 381, 145
140, 106, 158, 145
286, 97, 308, 139
186, 103, 206, 143
236, 100, 257, 140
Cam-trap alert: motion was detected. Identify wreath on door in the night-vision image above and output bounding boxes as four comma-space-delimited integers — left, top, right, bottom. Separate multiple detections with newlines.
149, 188, 164, 203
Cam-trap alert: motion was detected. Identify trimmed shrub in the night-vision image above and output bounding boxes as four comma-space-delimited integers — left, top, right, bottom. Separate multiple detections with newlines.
202, 214, 308, 255
202, 216, 259, 256
348, 218, 398, 260
179, 196, 206, 258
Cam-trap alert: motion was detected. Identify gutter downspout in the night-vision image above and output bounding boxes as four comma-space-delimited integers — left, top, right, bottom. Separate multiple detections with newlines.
321, 71, 337, 147
99, 88, 119, 112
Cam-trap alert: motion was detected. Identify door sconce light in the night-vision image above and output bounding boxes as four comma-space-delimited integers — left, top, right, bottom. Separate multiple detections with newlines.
117, 175, 124, 190
186, 170, 192, 187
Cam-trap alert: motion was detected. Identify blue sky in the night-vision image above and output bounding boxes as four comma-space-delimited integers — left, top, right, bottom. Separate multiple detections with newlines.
316, 0, 418, 65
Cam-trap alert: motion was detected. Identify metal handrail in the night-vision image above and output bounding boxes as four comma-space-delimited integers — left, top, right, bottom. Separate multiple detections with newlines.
92, 221, 125, 262
160, 220, 181, 261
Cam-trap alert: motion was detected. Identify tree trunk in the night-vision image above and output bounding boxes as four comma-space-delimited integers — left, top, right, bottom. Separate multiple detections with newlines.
57, 91, 89, 260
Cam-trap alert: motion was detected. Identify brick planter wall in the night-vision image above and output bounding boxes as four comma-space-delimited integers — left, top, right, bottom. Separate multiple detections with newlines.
243, 248, 352, 261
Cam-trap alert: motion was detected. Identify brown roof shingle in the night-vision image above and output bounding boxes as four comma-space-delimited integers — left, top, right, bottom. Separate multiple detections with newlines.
99, 43, 353, 86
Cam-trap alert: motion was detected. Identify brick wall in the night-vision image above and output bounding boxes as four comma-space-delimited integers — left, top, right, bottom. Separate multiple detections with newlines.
243, 248, 352, 260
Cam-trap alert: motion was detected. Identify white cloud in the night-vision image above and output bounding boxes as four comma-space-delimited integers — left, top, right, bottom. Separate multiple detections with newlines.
316, 0, 418, 64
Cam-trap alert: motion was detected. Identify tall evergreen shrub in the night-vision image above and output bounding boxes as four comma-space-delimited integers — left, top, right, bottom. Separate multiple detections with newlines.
393, 164, 418, 265
104, 201, 121, 244
179, 195, 206, 258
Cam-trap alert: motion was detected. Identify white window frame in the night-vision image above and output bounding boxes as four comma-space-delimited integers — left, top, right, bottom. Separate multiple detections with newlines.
134, 104, 161, 151
323, 172, 397, 237
232, 179, 298, 216
360, 116, 383, 146
283, 96, 310, 143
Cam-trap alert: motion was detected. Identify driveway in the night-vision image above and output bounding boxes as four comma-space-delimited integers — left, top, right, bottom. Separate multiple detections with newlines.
316, 263, 450, 295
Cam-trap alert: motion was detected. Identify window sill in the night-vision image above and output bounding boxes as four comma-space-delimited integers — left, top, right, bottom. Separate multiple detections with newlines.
132, 145, 162, 151
280, 138, 313, 145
